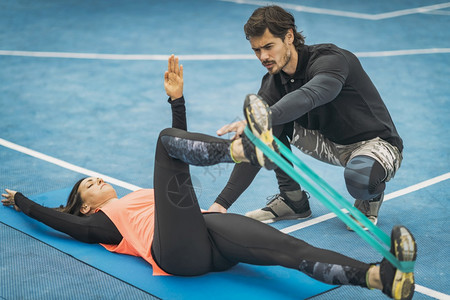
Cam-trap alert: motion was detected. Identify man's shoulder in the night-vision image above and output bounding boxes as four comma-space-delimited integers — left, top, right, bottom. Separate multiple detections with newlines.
304, 44, 357, 76
307, 43, 347, 57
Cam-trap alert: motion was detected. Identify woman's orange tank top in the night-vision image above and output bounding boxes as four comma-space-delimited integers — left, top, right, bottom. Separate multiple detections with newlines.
99, 189, 169, 276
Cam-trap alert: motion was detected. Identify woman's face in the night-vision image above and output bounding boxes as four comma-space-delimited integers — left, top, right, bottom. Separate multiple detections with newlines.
78, 177, 117, 215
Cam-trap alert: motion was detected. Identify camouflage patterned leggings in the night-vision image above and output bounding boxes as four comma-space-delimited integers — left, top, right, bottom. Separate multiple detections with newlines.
291, 123, 402, 182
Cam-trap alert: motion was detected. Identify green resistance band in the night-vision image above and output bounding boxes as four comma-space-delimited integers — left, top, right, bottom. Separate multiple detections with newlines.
244, 126, 415, 273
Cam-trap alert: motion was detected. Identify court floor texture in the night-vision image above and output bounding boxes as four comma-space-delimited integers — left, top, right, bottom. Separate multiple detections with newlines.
0, 0, 449, 299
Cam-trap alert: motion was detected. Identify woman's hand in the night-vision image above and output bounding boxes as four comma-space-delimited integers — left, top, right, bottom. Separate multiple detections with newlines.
164, 54, 184, 100
208, 202, 227, 213
1, 189, 21, 211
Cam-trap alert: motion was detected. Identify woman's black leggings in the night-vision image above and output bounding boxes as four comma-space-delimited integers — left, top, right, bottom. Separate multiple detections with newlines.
151, 128, 371, 287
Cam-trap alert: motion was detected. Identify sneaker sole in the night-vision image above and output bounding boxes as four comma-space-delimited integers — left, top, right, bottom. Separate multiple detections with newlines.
346, 215, 377, 231
391, 226, 417, 300
243, 94, 276, 169
260, 210, 313, 224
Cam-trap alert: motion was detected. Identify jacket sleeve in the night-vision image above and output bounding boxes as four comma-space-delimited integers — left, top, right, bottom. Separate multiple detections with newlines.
168, 96, 187, 130
270, 74, 344, 125
14, 192, 122, 244
214, 162, 261, 209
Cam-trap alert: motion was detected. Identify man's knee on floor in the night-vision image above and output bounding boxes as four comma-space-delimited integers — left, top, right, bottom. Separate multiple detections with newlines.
344, 155, 386, 200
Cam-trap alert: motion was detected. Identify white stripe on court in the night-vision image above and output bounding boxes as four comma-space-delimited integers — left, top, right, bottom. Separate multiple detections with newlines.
280, 172, 450, 234
0, 138, 142, 192
221, 0, 375, 20
422, 9, 450, 15
0, 50, 255, 61
1, 137, 449, 298
415, 285, 450, 300
0, 48, 449, 61
2, 136, 448, 227
220, 0, 450, 20
354, 48, 450, 57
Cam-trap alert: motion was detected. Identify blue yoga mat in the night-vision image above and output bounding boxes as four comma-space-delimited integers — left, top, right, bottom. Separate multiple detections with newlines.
0, 188, 337, 299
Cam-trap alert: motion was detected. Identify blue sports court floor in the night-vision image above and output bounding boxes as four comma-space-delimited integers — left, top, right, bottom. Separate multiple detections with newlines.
1, 0, 449, 299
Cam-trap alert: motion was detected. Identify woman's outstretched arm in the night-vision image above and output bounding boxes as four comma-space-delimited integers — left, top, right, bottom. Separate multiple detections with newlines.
2, 189, 122, 244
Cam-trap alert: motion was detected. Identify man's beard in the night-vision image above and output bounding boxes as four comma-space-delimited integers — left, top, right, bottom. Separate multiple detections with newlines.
263, 47, 291, 75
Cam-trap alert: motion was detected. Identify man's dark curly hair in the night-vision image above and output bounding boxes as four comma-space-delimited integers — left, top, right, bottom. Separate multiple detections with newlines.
244, 5, 305, 50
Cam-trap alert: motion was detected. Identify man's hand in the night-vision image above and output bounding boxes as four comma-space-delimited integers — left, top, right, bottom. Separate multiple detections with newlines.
216, 120, 247, 140
164, 54, 184, 100
1, 189, 20, 212
208, 202, 227, 213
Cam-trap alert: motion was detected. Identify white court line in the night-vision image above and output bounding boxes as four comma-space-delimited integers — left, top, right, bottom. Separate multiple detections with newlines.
415, 285, 450, 300
422, 9, 450, 15
0, 48, 449, 61
354, 48, 450, 57
0, 50, 255, 61
1, 136, 448, 231
0, 138, 142, 192
2, 136, 447, 227
1, 137, 449, 298
220, 0, 450, 20
280, 172, 450, 234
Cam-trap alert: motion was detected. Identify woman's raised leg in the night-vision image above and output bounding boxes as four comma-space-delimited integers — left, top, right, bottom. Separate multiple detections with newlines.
151, 128, 236, 276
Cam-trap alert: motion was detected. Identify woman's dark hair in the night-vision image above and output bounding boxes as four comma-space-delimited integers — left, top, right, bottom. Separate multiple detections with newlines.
244, 5, 305, 49
55, 177, 87, 216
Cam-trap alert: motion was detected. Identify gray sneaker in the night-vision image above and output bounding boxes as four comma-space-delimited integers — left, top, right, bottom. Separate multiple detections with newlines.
347, 192, 384, 231
245, 191, 311, 223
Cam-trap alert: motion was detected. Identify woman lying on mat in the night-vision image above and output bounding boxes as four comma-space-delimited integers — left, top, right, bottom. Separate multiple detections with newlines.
2, 55, 416, 300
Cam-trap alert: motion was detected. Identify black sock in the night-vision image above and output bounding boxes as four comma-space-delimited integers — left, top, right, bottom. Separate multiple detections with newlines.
283, 190, 304, 202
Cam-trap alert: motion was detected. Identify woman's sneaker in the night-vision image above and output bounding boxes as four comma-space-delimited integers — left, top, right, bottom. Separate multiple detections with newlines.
242, 94, 279, 170
380, 225, 417, 300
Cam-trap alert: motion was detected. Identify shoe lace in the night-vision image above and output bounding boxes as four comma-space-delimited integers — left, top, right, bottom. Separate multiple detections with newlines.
355, 199, 371, 214
266, 191, 310, 205
266, 194, 283, 205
